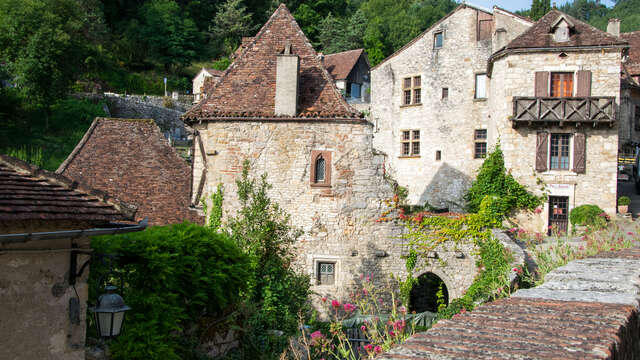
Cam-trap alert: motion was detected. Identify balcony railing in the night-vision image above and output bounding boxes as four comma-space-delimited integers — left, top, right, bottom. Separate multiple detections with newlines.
512, 96, 616, 126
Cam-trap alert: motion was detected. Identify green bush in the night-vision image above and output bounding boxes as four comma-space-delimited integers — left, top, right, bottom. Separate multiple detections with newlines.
618, 196, 631, 206
569, 204, 606, 228
464, 145, 541, 217
89, 223, 250, 360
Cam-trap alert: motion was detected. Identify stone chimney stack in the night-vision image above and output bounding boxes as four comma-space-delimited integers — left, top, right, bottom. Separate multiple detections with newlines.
607, 18, 620, 37
275, 42, 299, 116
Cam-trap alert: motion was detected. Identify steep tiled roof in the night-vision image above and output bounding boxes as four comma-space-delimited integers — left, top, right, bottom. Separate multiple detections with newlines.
621, 31, 640, 76
183, 4, 361, 121
57, 118, 203, 226
204, 68, 224, 77
0, 155, 131, 222
503, 10, 627, 50
323, 49, 366, 80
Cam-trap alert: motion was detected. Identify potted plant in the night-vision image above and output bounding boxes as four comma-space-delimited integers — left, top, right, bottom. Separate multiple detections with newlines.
618, 196, 631, 214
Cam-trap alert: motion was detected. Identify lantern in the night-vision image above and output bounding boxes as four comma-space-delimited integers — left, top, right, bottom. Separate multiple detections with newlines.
89, 285, 131, 338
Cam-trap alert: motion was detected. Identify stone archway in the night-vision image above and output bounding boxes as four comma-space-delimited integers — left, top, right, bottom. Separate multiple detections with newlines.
409, 272, 449, 313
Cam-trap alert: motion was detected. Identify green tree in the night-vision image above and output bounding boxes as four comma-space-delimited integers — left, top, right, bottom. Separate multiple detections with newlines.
210, 0, 255, 56
140, 0, 200, 71
0, 0, 93, 118
589, 0, 640, 32
530, 0, 551, 21
318, 9, 367, 54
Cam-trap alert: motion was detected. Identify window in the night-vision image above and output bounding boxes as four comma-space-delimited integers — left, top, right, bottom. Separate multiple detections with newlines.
475, 74, 487, 99
635, 105, 640, 131
436, 150, 441, 161
434, 32, 443, 48
474, 129, 487, 159
550, 133, 571, 169
310, 150, 331, 186
402, 76, 421, 105
401, 130, 420, 156
317, 262, 335, 285
442, 87, 448, 99
550, 72, 574, 97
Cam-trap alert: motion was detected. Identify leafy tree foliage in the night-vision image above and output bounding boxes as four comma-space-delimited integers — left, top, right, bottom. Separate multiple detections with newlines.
557, 0, 609, 22
588, 0, 640, 32
530, 0, 551, 21
210, 0, 256, 56
318, 10, 367, 54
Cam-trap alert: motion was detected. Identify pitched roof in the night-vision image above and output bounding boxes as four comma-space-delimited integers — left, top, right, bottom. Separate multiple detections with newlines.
183, 4, 361, 122
204, 68, 224, 77
621, 31, 640, 76
0, 154, 132, 222
323, 49, 366, 80
57, 118, 203, 226
503, 10, 627, 50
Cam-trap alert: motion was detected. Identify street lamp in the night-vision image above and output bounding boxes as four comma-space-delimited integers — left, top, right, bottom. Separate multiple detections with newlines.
89, 285, 131, 338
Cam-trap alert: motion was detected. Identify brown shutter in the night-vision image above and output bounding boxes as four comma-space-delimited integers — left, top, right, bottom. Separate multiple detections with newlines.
535, 72, 549, 97
572, 132, 586, 173
576, 70, 592, 97
536, 131, 549, 172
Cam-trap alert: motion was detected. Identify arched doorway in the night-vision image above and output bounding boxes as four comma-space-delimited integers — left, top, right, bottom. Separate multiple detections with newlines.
409, 272, 449, 313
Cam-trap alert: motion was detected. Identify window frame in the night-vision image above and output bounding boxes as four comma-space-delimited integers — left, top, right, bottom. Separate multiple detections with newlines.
442, 87, 449, 100
475, 73, 487, 99
317, 261, 336, 286
400, 130, 421, 157
550, 72, 574, 98
434, 31, 444, 49
549, 133, 571, 170
310, 150, 332, 187
474, 129, 487, 159
402, 76, 422, 106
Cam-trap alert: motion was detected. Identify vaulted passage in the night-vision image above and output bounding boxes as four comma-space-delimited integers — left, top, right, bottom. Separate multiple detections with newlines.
409, 272, 449, 313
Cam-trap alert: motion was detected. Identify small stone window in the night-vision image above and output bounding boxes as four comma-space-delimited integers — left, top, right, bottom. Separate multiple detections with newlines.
317, 262, 335, 285
474, 129, 487, 159
475, 74, 487, 99
436, 150, 441, 161
434, 31, 443, 49
401, 130, 420, 157
442, 87, 448, 99
310, 150, 331, 187
402, 76, 421, 105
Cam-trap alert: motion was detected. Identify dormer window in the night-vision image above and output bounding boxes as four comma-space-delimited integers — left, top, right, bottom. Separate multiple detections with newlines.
552, 17, 574, 43
310, 150, 331, 187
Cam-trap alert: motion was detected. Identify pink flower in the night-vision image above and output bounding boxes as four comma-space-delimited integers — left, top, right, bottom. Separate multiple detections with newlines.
331, 300, 341, 308
599, 212, 607, 217
509, 228, 517, 233
374, 345, 383, 354
310, 330, 323, 339
363, 288, 369, 296
628, 232, 634, 235
364, 344, 373, 352
361, 325, 366, 332
321, 297, 327, 303
548, 225, 553, 230
389, 330, 396, 337
398, 305, 407, 314
534, 207, 543, 214
512, 267, 522, 275
344, 303, 356, 312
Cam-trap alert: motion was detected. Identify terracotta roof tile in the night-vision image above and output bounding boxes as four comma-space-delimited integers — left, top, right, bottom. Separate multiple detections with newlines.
204, 68, 224, 77
0, 155, 131, 222
57, 118, 203, 226
183, 4, 361, 121
504, 9, 628, 50
621, 31, 640, 76
323, 49, 365, 80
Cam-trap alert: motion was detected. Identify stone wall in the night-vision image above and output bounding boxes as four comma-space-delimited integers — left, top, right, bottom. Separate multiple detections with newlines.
370, 6, 532, 211
192, 119, 480, 305
620, 86, 640, 149
489, 50, 622, 231
0, 221, 92, 360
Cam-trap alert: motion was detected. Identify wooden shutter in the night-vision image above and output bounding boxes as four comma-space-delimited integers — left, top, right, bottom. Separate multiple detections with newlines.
535, 72, 549, 97
576, 70, 592, 97
536, 131, 549, 172
572, 132, 586, 173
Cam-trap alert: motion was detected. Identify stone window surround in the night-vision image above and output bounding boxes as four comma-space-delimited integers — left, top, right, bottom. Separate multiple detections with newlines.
539, 132, 578, 175
311, 255, 340, 287
474, 73, 487, 100
310, 150, 332, 188
434, 30, 444, 49
400, 129, 420, 158
473, 129, 487, 159
538, 70, 577, 97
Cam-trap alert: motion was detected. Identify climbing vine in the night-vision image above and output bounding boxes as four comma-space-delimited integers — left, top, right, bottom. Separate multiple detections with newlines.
202, 183, 224, 231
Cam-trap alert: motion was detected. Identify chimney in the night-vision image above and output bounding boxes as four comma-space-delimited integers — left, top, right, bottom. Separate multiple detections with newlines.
495, 28, 507, 50
607, 18, 620, 37
275, 42, 299, 116
318, 52, 324, 64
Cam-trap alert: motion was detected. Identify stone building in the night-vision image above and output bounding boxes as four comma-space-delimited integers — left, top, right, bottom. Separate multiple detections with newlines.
193, 68, 223, 103
183, 4, 480, 305
323, 48, 371, 104
371, 4, 534, 211
0, 155, 144, 360
619, 27, 640, 153
57, 117, 202, 226
371, 5, 629, 233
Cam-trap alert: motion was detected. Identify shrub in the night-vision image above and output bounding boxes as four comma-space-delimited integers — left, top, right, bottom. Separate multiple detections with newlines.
162, 96, 175, 109
89, 223, 250, 360
569, 204, 607, 228
618, 196, 631, 206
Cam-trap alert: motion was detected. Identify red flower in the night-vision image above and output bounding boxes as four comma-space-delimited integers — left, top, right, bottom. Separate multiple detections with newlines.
364, 344, 373, 352
321, 297, 327, 303
360, 325, 366, 332
374, 345, 383, 354
331, 299, 341, 308
343, 303, 356, 312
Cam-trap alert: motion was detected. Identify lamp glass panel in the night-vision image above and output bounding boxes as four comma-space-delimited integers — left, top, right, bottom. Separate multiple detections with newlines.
98, 312, 113, 337
112, 312, 125, 336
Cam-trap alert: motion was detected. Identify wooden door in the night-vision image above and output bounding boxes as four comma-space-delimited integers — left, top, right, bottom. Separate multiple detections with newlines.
548, 196, 569, 235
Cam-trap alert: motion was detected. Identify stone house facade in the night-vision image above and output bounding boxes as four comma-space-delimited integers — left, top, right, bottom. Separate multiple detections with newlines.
0, 155, 143, 360
371, 5, 629, 233
192, 68, 223, 103
323, 48, 371, 104
183, 5, 480, 306
371, 4, 534, 211
57, 117, 203, 226
619, 28, 640, 153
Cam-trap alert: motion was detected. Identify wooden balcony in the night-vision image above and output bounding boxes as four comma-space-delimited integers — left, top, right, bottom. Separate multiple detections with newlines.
512, 97, 616, 127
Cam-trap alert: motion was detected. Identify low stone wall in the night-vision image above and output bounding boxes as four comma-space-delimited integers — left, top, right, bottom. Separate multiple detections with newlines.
380, 247, 640, 359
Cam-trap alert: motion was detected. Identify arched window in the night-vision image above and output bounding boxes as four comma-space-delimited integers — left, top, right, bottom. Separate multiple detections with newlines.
315, 155, 325, 183
310, 150, 331, 187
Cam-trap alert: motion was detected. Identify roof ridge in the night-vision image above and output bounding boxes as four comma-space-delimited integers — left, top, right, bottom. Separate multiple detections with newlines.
1, 154, 136, 220
492, 6, 534, 24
